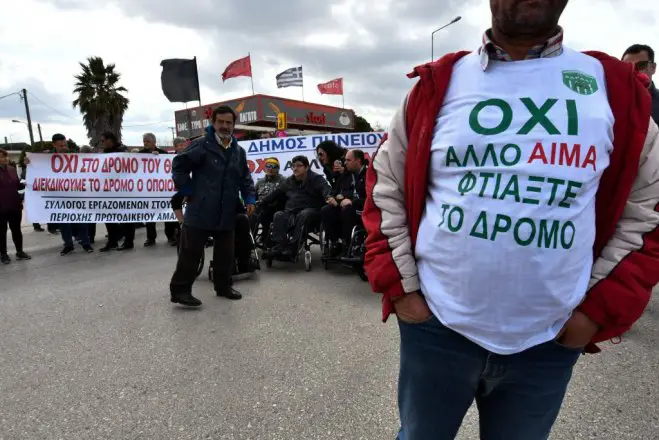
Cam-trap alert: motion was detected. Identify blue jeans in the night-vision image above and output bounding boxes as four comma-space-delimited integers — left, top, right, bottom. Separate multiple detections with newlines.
60, 223, 90, 248
396, 316, 582, 440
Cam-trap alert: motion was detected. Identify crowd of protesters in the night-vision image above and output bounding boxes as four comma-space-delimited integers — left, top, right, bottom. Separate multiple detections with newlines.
0, 115, 369, 272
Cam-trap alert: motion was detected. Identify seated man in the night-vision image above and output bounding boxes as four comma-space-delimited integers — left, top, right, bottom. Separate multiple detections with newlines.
320, 149, 367, 256
261, 155, 334, 259
251, 157, 286, 241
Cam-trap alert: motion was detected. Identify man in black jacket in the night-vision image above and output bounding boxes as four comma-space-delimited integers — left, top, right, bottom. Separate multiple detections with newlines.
320, 149, 367, 255
169, 106, 256, 306
622, 44, 659, 124
99, 131, 128, 252
119, 132, 172, 250
261, 155, 334, 259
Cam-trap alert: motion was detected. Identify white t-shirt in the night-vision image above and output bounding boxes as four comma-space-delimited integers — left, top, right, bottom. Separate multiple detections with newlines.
416, 48, 614, 354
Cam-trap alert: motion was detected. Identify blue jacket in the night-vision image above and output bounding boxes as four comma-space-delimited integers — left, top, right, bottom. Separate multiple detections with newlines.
172, 125, 256, 231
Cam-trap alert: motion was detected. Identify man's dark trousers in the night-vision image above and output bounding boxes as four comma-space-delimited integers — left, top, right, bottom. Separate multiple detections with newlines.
170, 225, 234, 296
105, 223, 123, 246
321, 204, 360, 245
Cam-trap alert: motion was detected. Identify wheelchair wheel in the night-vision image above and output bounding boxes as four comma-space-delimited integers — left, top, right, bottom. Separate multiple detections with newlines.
319, 227, 329, 270
249, 231, 261, 270
356, 266, 368, 282
304, 250, 312, 272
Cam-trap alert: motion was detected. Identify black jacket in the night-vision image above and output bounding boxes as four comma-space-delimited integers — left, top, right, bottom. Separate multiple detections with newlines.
172, 126, 255, 231
261, 170, 332, 212
333, 166, 367, 210
103, 144, 127, 153
650, 82, 659, 126
138, 146, 169, 155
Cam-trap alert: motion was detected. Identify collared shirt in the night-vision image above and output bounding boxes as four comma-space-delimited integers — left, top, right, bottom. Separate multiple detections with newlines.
479, 26, 564, 71
214, 133, 232, 149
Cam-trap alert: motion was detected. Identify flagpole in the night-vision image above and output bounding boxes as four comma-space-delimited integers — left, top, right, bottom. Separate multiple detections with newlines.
301, 65, 305, 102
249, 52, 255, 95
184, 102, 192, 139
193, 56, 203, 136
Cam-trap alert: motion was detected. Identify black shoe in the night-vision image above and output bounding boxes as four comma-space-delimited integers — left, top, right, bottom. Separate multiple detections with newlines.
144, 240, 156, 247
116, 243, 134, 251
82, 245, 94, 253
99, 243, 118, 252
33, 225, 44, 232
16, 251, 31, 260
170, 293, 202, 307
1, 254, 10, 264
167, 239, 178, 247
216, 287, 242, 300
60, 246, 75, 256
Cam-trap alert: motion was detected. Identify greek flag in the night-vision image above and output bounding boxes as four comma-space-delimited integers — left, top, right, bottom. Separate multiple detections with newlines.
276, 66, 303, 88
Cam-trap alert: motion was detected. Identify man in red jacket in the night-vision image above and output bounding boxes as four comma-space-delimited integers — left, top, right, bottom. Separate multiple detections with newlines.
363, 1, 659, 439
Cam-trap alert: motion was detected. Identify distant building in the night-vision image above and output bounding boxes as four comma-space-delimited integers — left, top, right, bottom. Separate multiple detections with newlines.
175, 94, 355, 139
2, 142, 30, 151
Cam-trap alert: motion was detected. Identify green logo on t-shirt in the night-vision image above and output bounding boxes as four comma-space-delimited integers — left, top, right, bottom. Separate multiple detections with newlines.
562, 70, 598, 95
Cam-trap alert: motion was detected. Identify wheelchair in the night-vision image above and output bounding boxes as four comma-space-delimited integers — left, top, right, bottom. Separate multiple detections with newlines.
262, 219, 323, 272
320, 211, 368, 282
208, 228, 261, 282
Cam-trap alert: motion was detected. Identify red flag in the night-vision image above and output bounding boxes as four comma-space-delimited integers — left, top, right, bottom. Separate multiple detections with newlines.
222, 55, 252, 82
317, 78, 343, 95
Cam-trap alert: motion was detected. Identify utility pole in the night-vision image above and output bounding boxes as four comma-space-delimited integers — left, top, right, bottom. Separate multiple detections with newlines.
4, 136, 7, 146
21, 89, 35, 147
37, 123, 44, 143
168, 126, 175, 144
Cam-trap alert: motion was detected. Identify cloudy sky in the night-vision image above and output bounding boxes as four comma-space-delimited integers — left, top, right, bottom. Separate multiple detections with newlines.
0, 0, 656, 147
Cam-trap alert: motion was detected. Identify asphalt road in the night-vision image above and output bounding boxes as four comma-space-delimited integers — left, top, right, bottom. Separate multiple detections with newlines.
0, 225, 657, 440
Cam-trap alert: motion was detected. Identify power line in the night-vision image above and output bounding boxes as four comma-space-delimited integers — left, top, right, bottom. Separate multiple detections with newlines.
0, 91, 21, 102
27, 91, 79, 121
23, 90, 174, 129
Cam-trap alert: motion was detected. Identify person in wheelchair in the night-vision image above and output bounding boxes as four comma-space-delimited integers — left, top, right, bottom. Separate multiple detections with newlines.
250, 157, 286, 244
320, 149, 368, 257
260, 155, 334, 260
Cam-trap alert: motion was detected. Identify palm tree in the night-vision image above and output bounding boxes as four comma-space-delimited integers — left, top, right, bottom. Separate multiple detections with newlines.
73, 57, 129, 147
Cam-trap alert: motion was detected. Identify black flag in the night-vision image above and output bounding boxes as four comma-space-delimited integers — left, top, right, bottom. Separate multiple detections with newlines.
160, 58, 200, 103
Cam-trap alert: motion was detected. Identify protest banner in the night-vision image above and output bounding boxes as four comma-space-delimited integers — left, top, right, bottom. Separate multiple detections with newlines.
25, 132, 384, 223
242, 131, 383, 179
25, 153, 178, 224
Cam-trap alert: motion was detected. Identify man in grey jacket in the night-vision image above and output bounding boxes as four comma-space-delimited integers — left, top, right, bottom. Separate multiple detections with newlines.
169, 106, 256, 307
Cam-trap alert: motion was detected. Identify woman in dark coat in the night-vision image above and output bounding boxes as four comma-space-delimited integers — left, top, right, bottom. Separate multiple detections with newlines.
0, 148, 31, 264
316, 140, 346, 189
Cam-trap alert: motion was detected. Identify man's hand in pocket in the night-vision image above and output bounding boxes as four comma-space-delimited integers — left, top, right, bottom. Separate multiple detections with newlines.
393, 291, 433, 323
556, 310, 599, 349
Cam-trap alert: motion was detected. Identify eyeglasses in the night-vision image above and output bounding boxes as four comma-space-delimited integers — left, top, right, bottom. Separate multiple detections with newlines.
265, 163, 279, 170
635, 60, 654, 71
